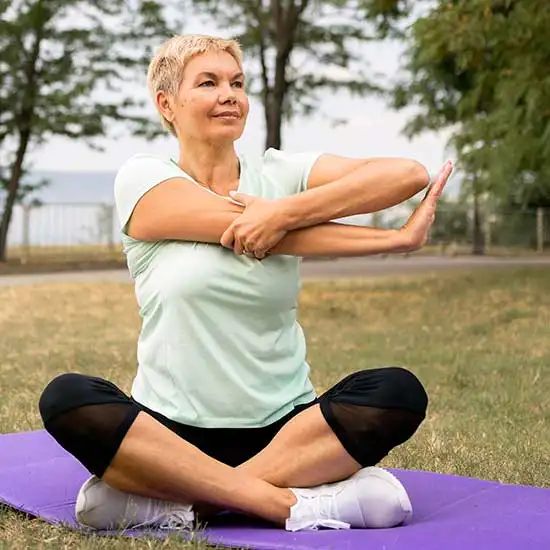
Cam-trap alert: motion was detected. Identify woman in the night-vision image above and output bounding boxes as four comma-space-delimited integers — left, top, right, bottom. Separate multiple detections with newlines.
38, 35, 453, 533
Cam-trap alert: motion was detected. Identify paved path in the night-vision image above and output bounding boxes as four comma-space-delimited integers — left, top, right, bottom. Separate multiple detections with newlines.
0, 256, 548, 287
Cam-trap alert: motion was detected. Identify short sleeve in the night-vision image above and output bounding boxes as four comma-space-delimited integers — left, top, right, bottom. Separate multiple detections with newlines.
263, 148, 322, 196
114, 154, 183, 232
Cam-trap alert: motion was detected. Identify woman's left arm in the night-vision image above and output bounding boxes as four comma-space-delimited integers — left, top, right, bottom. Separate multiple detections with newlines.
221, 155, 439, 259
279, 155, 430, 231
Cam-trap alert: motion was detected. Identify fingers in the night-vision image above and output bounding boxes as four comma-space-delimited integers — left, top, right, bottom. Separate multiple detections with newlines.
233, 235, 245, 256
424, 160, 453, 203
431, 160, 453, 198
236, 237, 263, 258
221, 221, 259, 257
220, 226, 235, 249
223, 226, 262, 258
243, 242, 266, 259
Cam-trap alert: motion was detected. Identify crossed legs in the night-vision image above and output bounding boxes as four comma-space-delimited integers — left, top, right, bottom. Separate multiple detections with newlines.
38, 368, 428, 527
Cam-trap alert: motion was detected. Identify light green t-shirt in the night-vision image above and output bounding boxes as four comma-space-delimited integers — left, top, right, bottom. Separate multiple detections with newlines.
114, 148, 322, 428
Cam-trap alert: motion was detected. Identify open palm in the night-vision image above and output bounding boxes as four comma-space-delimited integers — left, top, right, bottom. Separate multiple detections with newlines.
401, 161, 453, 250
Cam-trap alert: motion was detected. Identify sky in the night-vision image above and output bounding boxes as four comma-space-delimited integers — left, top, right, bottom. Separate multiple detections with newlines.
29, 26, 454, 179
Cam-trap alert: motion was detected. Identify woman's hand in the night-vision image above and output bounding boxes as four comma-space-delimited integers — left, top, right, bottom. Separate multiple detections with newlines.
399, 160, 453, 252
220, 192, 288, 259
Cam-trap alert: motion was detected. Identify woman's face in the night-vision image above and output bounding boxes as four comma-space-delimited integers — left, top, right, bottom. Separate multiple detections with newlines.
162, 51, 249, 144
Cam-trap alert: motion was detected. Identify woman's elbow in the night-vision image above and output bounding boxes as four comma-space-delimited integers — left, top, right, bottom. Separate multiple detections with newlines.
404, 160, 430, 193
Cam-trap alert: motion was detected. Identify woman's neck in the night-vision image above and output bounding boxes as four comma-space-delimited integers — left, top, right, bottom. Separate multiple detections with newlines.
176, 139, 240, 196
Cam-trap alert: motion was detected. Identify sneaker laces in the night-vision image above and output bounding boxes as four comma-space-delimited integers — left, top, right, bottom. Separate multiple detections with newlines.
310, 491, 350, 530
131, 508, 195, 531
125, 494, 194, 531
158, 509, 195, 530
289, 487, 350, 531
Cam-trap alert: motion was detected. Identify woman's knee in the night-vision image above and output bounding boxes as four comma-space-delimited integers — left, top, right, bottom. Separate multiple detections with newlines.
320, 366, 429, 466
348, 365, 429, 442
39, 372, 91, 426
38, 373, 138, 477
373, 366, 429, 416
325, 366, 428, 415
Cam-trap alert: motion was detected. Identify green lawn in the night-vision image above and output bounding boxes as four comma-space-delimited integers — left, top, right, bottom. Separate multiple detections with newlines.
1, 267, 549, 548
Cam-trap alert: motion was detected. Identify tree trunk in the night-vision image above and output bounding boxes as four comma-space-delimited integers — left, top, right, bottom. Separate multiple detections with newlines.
265, 96, 283, 150
471, 192, 485, 255
0, 129, 32, 262
263, 0, 303, 150
0, 4, 43, 262
264, 47, 289, 150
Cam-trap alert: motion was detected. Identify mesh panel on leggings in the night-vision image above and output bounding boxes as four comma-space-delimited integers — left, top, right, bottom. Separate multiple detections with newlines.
44, 403, 139, 477
323, 402, 425, 466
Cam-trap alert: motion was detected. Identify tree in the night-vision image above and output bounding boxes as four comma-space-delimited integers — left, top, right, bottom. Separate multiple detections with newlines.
189, 0, 412, 149
392, 0, 550, 253
0, 0, 180, 262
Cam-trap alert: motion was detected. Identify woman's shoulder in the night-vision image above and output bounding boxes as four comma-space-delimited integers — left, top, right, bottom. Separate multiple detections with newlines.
114, 153, 182, 190
257, 147, 296, 163
116, 153, 177, 176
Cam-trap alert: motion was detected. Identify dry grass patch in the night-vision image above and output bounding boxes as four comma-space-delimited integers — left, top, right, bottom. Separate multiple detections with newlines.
1, 267, 549, 548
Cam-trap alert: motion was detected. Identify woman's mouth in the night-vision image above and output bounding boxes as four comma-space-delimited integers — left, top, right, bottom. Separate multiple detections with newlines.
213, 112, 240, 119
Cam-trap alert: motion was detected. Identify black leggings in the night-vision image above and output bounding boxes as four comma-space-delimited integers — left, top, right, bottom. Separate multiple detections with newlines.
38, 367, 428, 478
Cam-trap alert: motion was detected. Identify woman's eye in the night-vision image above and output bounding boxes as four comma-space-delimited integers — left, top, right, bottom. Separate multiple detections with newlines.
232, 81, 244, 88
199, 80, 215, 87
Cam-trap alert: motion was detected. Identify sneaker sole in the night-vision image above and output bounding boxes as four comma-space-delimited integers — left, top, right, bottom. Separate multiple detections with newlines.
352, 467, 413, 524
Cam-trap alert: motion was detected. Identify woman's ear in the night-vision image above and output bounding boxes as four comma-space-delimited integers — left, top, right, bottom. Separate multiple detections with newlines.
155, 91, 174, 123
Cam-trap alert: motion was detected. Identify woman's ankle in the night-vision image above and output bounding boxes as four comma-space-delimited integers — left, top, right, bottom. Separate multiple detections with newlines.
193, 487, 297, 527
272, 487, 298, 525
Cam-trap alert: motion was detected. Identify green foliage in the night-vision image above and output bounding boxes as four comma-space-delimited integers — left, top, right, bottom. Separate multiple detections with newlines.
188, 0, 411, 148
0, 0, 181, 260
393, 0, 550, 208
429, 198, 470, 244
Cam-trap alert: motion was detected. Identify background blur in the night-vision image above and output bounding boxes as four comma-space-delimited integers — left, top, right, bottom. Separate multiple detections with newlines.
1, 0, 549, 268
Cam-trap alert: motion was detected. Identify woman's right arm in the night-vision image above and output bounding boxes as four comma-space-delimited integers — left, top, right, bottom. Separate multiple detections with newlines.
127, 177, 412, 258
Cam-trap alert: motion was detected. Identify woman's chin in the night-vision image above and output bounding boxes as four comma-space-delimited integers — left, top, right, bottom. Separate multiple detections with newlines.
204, 128, 245, 143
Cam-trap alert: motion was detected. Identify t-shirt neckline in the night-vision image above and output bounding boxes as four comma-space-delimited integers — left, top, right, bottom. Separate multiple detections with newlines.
169, 155, 243, 199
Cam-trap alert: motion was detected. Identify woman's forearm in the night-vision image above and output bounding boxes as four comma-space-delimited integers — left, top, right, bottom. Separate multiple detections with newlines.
276, 160, 430, 231
269, 221, 408, 258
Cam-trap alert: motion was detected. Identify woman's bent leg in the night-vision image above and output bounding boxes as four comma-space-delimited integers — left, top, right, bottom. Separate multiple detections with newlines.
238, 403, 361, 487
39, 374, 295, 526
238, 367, 428, 488
103, 411, 295, 523
234, 367, 427, 530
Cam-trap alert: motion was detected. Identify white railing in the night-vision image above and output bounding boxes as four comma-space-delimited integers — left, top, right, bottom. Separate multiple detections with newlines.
4, 202, 549, 260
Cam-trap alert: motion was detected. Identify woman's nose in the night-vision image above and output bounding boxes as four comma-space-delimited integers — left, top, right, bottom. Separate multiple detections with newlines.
219, 83, 237, 104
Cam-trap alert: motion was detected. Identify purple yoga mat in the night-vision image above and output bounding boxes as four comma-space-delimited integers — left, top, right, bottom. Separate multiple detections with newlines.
0, 430, 549, 549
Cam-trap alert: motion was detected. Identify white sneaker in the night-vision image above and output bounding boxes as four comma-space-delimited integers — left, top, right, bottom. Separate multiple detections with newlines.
75, 476, 195, 531
286, 466, 412, 531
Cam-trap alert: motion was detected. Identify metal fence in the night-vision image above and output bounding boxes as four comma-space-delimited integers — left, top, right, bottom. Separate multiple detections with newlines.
4, 201, 549, 261
6, 202, 120, 263
430, 207, 549, 254
379, 205, 550, 256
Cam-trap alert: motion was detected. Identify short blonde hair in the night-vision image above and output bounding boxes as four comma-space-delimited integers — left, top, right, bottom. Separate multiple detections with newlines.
147, 34, 244, 135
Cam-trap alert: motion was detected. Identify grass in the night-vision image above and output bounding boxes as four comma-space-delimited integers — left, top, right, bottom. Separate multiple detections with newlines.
0, 267, 549, 548
0, 245, 126, 275
2, 243, 549, 276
